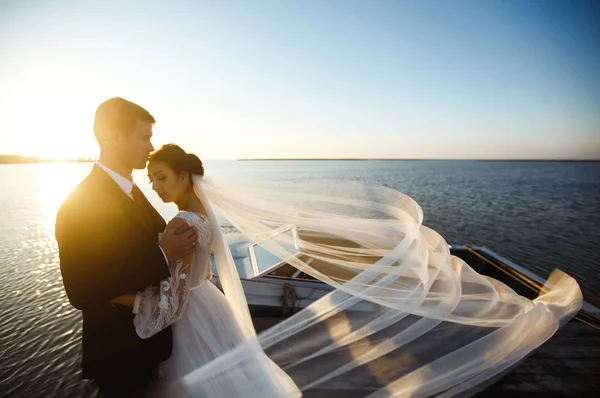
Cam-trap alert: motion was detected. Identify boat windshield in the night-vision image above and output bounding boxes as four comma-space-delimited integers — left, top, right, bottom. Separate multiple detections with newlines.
249, 226, 373, 282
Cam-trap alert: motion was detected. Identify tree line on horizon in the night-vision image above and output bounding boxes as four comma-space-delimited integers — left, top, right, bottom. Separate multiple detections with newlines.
0, 155, 94, 164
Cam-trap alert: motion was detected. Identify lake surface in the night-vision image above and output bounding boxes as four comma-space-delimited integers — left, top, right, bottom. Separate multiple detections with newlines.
1, 160, 599, 397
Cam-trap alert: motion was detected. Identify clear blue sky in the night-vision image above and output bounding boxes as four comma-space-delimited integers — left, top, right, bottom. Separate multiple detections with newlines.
1, 0, 599, 159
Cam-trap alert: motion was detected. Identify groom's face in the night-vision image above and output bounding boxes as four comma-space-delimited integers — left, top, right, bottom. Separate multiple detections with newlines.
116, 120, 155, 170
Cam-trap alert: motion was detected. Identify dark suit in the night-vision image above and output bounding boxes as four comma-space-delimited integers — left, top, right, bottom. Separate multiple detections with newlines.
55, 165, 172, 396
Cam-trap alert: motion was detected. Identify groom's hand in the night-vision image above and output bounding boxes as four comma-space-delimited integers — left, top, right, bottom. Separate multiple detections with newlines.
160, 218, 199, 263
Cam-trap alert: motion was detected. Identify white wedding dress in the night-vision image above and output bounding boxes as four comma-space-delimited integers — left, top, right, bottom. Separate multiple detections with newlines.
133, 211, 299, 397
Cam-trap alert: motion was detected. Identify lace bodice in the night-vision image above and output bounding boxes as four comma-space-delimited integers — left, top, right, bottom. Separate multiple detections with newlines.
133, 211, 212, 339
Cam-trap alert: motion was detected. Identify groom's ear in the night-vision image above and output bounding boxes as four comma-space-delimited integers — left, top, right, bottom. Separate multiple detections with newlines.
98, 129, 118, 148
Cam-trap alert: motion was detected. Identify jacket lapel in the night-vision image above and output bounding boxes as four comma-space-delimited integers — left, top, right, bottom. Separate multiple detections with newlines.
137, 189, 167, 232
90, 165, 157, 232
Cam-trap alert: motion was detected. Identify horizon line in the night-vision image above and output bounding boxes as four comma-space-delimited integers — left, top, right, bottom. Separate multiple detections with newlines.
0, 154, 599, 164
237, 158, 600, 162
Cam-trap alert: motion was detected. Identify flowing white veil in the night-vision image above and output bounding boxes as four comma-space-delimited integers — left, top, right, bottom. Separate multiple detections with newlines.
183, 175, 582, 397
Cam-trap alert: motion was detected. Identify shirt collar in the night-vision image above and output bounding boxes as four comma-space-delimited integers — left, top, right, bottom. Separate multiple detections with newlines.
96, 161, 134, 197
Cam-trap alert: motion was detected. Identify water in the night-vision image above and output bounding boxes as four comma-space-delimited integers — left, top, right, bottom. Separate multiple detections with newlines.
1, 160, 599, 397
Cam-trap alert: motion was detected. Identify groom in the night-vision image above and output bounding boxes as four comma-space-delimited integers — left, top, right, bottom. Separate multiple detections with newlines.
55, 97, 198, 397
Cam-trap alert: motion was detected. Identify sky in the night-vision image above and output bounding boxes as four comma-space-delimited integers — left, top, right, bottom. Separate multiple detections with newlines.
0, 0, 599, 160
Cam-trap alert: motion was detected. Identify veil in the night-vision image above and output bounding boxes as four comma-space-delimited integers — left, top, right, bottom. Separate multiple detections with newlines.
183, 175, 582, 397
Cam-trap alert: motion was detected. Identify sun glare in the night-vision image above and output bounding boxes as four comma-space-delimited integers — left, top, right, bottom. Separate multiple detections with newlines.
8, 62, 102, 160
12, 93, 97, 159
37, 162, 91, 232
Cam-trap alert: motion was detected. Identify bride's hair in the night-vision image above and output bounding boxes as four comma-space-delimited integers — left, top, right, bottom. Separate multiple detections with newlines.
148, 144, 204, 180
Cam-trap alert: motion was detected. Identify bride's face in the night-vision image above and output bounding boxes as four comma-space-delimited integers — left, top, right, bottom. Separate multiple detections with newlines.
148, 161, 188, 203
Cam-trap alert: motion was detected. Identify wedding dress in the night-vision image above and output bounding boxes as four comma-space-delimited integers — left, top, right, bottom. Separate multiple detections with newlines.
133, 211, 301, 397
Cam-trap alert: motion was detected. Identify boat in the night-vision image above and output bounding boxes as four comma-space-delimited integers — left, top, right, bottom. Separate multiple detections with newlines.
208, 228, 600, 396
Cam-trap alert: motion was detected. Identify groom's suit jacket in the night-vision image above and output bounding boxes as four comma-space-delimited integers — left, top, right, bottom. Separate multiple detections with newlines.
55, 165, 172, 379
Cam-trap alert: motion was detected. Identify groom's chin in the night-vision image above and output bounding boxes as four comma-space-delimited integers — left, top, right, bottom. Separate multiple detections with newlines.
133, 161, 148, 170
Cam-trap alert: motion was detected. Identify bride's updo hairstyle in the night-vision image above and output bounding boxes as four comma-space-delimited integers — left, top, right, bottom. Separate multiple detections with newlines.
148, 144, 204, 183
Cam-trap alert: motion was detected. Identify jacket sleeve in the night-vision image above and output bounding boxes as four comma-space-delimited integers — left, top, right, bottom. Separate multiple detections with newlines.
56, 202, 171, 311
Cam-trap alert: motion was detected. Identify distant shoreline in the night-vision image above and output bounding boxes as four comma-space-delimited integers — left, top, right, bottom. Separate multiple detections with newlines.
238, 158, 600, 162
0, 155, 94, 164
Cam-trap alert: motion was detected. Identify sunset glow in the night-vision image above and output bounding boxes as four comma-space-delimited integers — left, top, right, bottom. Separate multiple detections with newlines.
1, 1, 599, 160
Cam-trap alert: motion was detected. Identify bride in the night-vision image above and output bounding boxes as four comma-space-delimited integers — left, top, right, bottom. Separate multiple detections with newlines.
115, 144, 582, 398
114, 143, 301, 397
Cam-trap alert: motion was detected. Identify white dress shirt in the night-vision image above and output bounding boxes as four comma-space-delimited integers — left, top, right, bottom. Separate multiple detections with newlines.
96, 161, 135, 200
96, 161, 169, 314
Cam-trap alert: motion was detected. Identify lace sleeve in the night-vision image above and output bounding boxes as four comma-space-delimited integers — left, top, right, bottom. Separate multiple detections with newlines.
133, 252, 194, 339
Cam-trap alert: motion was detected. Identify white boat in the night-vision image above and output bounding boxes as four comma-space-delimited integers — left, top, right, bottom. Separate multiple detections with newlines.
209, 229, 599, 327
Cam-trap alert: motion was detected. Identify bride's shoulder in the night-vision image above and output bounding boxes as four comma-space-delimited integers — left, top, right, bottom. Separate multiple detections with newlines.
173, 211, 207, 225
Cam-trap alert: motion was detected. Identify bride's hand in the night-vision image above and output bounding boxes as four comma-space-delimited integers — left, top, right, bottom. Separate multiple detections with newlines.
160, 218, 198, 263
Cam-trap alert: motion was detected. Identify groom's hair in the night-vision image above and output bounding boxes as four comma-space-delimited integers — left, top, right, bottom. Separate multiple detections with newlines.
93, 97, 155, 146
